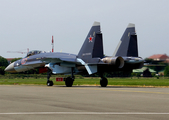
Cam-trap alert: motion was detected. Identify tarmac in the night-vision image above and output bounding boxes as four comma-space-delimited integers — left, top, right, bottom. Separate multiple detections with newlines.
0, 85, 169, 120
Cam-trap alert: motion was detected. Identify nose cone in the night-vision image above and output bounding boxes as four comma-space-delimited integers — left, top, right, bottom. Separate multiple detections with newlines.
5, 62, 16, 73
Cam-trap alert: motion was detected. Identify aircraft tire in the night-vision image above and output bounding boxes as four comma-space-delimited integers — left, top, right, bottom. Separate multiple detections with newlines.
47, 80, 53, 86
65, 77, 73, 87
100, 77, 108, 87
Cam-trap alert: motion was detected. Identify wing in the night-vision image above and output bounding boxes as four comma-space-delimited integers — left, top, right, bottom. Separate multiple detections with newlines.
41, 52, 77, 64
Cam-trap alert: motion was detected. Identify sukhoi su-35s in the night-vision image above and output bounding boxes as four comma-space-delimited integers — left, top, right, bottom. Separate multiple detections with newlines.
5, 22, 144, 87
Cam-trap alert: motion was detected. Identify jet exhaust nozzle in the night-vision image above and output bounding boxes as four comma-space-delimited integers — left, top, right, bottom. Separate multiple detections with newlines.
101, 56, 124, 68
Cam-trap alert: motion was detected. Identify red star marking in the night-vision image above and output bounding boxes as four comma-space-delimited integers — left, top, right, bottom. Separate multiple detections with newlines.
88, 35, 93, 42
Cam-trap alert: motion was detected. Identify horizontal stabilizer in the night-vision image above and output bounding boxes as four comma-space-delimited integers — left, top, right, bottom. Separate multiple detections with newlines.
85, 65, 97, 75
77, 58, 97, 75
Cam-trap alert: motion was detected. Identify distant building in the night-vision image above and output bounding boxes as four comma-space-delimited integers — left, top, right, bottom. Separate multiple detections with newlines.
6, 58, 15, 64
148, 54, 169, 62
146, 54, 169, 75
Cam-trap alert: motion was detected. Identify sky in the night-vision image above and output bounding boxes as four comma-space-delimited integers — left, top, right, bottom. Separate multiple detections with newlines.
0, 0, 169, 59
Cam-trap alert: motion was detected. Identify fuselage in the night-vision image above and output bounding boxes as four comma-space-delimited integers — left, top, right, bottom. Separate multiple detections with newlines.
5, 52, 77, 73
5, 51, 144, 75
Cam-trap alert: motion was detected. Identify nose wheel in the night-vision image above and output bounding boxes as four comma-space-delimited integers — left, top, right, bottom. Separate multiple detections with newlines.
47, 80, 53, 86
47, 68, 53, 86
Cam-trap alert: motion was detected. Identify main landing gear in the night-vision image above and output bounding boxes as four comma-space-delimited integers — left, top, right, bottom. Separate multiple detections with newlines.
46, 67, 108, 87
46, 67, 74, 87
65, 68, 74, 87
99, 73, 108, 87
47, 68, 53, 86
100, 77, 108, 87
65, 77, 74, 87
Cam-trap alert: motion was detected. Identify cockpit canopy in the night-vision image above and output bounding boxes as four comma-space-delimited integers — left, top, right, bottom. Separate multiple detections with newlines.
26, 50, 43, 57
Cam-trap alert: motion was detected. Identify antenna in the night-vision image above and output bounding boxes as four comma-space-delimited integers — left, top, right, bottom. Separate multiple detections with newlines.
52, 36, 54, 52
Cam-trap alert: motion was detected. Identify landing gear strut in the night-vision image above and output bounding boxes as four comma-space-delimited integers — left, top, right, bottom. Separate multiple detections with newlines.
65, 68, 74, 87
47, 68, 53, 86
100, 77, 108, 87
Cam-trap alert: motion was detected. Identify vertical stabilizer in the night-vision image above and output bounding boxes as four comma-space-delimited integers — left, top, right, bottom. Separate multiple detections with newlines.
78, 22, 104, 62
113, 23, 138, 57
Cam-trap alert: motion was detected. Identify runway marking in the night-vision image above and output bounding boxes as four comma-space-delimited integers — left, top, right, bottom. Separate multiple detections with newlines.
70, 87, 169, 95
0, 112, 169, 115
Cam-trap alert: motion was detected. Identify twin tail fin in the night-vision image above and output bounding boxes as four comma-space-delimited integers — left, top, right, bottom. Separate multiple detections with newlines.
78, 22, 104, 62
113, 23, 138, 57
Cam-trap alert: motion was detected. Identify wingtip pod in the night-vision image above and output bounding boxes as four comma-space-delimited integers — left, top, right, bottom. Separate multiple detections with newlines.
127, 23, 135, 28
93, 21, 100, 26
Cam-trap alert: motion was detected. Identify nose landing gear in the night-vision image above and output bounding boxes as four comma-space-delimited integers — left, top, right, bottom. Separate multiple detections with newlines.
47, 68, 53, 86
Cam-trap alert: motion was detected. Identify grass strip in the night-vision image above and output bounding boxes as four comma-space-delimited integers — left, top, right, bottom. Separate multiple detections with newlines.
0, 77, 169, 87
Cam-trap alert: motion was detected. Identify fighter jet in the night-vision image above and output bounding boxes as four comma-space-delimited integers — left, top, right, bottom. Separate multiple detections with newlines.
5, 22, 144, 87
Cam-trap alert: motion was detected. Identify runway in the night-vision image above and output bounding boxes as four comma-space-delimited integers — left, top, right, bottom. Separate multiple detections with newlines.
0, 85, 169, 120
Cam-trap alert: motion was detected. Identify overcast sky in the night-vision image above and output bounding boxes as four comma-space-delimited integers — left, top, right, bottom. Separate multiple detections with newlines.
0, 0, 169, 59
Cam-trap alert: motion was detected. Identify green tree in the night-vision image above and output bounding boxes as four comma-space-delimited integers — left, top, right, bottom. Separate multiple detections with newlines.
164, 66, 169, 77
0, 56, 9, 75
0, 56, 8, 67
